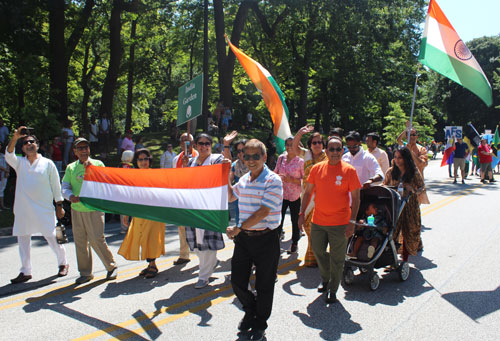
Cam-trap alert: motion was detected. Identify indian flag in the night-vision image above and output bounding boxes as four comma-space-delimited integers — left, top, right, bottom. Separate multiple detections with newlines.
419, 0, 492, 107
79, 164, 230, 233
226, 35, 292, 153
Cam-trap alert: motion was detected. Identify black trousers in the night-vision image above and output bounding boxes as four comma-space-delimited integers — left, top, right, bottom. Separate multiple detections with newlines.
231, 229, 280, 330
277, 198, 301, 244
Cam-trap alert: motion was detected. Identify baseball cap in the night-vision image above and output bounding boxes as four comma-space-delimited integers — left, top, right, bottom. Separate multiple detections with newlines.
73, 137, 89, 148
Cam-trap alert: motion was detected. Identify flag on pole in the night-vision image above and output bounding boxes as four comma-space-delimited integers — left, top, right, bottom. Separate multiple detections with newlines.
492, 126, 500, 158
441, 136, 455, 167
418, 0, 493, 107
79, 164, 230, 233
226, 35, 292, 153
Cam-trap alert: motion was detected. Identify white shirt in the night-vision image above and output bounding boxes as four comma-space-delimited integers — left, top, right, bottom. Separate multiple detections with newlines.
160, 150, 176, 168
100, 118, 110, 133
62, 127, 74, 144
89, 123, 98, 142
6, 151, 63, 236
342, 148, 383, 184
368, 147, 390, 180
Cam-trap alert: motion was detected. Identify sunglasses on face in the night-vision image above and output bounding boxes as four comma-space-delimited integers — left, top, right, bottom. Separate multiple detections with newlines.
311, 141, 323, 145
236, 149, 244, 154
346, 145, 359, 149
23, 140, 36, 145
197, 142, 211, 146
328, 147, 343, 153
75, 145, 89, 151
137, 158, 150, 162
410, 134, 418, 137
243, 153, 261, 161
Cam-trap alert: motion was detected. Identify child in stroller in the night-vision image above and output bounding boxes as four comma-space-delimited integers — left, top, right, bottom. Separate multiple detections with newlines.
347, 202, 389, 260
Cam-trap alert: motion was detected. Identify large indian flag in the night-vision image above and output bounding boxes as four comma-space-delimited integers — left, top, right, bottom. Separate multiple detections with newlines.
418, 0, 492, 107
226, 36, 292, 153
79, 164, 230, 233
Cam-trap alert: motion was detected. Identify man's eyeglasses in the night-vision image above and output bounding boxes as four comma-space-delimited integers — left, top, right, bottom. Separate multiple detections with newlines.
23, 140, 36, 145
243, 153, 261, 161
328, 147, 343, 153
236, 149, 244, 154
311, 141, 323, 145
346, 145, 359, 150
197, 142, 211, 146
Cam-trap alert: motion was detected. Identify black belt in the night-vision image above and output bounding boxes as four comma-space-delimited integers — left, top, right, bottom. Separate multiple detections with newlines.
240, 228, 273, 237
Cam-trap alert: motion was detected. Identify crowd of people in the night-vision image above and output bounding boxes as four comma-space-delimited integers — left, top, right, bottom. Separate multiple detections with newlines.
7, 118, 474, 341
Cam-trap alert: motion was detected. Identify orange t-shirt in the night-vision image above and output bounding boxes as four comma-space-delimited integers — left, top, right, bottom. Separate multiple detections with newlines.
307, 160, 361, 226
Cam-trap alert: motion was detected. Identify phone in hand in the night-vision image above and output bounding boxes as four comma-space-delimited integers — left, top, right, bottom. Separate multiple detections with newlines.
20, 127, 34, 136
185, 141, 191, 157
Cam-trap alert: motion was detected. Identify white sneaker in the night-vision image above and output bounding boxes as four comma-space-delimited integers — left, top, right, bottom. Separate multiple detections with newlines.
367, 246, 375, 259
194, 279, 209, 289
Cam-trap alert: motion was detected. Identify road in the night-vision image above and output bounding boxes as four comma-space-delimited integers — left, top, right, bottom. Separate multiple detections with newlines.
0, 157, 499, 340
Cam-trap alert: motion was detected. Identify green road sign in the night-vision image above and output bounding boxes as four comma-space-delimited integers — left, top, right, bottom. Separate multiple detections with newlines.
177, 74, 203, 127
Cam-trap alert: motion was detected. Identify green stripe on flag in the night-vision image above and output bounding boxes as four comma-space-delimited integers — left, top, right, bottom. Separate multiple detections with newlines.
80, 198, 228, 233
419, 38, 492, 106
268, 76, 290, 154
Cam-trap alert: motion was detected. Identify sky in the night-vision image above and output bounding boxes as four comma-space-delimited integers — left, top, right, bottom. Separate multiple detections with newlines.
432, 0, 500, 42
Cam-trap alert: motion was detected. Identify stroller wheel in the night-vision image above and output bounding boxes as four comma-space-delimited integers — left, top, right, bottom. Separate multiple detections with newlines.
343, 267, 354, 285
398, 261, 410, 281
369, 273, 380, 291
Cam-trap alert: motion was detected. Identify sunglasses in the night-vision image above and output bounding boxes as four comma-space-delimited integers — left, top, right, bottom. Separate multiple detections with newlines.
197, 142, 211, 146
328, 147, 343, 153
137, 158, 150, 162
75, 145, 89, 151
236, 149, 244, 154
243, 153, 261, 161
23, 140, 36, 145
346, 145, 359, 149
311, 141, 323, 145
410, 134, 418, 137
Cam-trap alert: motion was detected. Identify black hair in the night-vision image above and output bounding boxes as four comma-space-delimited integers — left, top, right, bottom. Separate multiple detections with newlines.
195, 133, 213, 145
329, 127, 344, 138
345, 131, 361, 142
390, 147, 417, 184
366, 132, 380, 145
133, 148, 152, 168
306, 132, 325, 150
233, 139, 247, 151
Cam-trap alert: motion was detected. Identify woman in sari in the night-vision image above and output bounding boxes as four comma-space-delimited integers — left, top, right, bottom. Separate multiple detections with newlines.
383, 148, 425, 261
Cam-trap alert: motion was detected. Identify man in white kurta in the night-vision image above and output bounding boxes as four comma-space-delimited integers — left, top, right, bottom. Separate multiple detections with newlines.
342, 131, 384, 188
6, 127, 68, 284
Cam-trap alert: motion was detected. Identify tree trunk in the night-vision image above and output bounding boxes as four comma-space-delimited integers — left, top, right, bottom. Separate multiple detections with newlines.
99, 0, 124, 120
125, 19, 137, 132
48, 0, 67, 121
80, 44, 91, 135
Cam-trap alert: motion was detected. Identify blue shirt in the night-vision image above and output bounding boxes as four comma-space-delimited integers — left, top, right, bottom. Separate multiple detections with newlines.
233, 165, 283, 230
454, 142, 468, 158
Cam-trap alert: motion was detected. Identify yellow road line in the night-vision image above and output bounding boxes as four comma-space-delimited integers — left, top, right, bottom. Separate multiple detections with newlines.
421, 183, 481, 215
75, 259, 301, 341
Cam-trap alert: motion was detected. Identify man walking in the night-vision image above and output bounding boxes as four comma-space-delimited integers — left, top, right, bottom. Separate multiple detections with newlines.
62, 137, 117, 284
453, 137, 469, 184
226, 139, 283, 341
7, 126, 69, 283
478, 136, 495, 183
342, 131, 383, 188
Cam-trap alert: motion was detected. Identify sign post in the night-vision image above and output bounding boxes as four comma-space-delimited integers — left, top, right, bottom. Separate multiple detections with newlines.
177, 74, 203, 127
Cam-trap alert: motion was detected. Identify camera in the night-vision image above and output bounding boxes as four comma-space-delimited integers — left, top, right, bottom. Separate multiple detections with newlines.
20, 127, 34, 136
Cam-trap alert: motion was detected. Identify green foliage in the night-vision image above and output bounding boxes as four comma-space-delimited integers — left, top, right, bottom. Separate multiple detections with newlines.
383, 101, 407, 146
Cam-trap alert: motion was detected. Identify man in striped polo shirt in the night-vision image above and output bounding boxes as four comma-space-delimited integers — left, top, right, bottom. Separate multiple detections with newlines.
226, 138, 283, 341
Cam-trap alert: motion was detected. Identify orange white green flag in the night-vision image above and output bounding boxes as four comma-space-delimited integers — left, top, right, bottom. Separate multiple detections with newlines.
418, 0, 492, 107
79, 164, 230, 233
226, 36, 292, 153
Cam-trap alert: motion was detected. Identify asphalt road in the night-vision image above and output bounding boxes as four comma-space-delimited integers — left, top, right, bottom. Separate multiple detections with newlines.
0, 157, 499, 340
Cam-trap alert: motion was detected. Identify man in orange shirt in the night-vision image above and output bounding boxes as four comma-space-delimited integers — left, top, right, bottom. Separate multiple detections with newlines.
298, 136, 361, 304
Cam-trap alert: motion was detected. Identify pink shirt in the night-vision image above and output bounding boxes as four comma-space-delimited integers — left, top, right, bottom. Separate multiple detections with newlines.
274, 153, 304, 201
121, 137, 134, 152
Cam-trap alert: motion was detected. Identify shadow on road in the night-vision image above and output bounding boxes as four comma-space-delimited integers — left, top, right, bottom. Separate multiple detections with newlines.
293, 295, 362, 339
442, 286, 500, 321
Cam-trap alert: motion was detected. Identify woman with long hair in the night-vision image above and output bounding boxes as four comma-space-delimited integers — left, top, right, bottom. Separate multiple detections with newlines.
118, 148, 166, 278
292, 125, 327, 267
229, 139, 249, 226
383, 148, 425, 261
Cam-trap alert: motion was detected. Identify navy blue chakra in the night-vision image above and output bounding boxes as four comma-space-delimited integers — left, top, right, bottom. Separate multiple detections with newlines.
454, 40, 472, 61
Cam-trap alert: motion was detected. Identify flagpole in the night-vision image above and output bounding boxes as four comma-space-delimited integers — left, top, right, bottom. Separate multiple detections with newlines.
407, 64, 421, 142
467, 122, 481, 138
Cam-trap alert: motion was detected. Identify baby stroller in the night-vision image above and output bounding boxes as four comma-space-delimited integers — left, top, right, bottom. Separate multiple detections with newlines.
343, 185, 409, 291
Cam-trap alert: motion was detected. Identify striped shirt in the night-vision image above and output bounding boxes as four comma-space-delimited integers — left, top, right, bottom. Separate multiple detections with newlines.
233, 165, 283, 230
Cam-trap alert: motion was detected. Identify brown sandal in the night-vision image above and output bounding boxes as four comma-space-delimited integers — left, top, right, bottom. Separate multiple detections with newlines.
144, 266, 158, 279
139, 267, 149, 276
